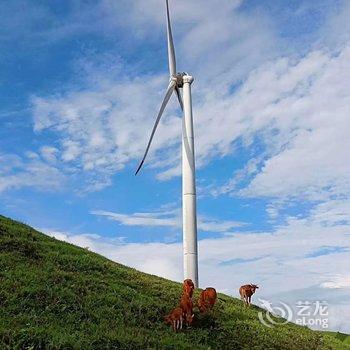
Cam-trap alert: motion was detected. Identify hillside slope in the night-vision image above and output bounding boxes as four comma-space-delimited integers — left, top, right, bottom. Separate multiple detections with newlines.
0, 215, 348, 349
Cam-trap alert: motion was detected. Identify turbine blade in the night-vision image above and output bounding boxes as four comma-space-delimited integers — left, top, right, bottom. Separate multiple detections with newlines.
175, 86, 183, 110
166, 0, 176, 76
135, 80, 176, 175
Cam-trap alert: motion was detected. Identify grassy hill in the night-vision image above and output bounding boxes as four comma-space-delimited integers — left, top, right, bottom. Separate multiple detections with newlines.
0, 214, 349, 349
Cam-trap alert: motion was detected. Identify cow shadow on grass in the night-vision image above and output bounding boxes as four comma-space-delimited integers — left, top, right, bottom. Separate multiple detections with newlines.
191, 310, 221, 331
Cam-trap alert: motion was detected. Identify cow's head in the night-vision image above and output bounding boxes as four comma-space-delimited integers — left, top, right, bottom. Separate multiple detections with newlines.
164, 315, 172, 325
183, 279, 195, 296
250, 284, 259, 293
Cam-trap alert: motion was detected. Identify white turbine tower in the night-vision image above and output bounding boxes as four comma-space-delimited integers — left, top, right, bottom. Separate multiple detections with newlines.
135, 0, 199, 286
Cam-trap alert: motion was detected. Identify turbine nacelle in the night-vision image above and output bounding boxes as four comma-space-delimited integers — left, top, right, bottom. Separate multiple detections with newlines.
171, 72, 193, 88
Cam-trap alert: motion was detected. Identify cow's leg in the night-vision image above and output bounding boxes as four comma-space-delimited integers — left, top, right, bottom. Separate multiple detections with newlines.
240, 293, 244, 303
248, 296, 251, 306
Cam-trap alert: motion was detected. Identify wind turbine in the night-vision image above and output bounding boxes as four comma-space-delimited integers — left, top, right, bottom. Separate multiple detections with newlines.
135, 0, 199, 286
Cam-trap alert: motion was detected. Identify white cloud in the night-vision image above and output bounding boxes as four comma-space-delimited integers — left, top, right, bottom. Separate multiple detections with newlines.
0, 152, 65, 193
92, 209, 179, 228
40, 146, 58, 163
321, 275, 350, 289
92, 208, 244, 233
265, 204, 281, 221
31, 70, 182, 187
322, 0, 350, 47
310, 199, 350, 226
0, 1, 128, 47
210, 46, 350, 202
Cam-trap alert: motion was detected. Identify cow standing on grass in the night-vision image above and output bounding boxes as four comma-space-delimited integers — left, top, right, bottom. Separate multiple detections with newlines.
180, 293, 194, 326
198, 287, 217, 313
239, 284, 259, 307
165, 307, 184, 331
180, 279, 195, 327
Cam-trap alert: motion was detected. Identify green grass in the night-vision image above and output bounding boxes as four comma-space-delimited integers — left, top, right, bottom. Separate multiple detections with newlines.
0, 214, 349, 349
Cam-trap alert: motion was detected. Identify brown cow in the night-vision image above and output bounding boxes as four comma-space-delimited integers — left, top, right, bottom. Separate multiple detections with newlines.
180, 293, 194, 326
198, 287, 217, 313
165, 307, 184, 331
239, 284, 259, 306
183, 279, 195, 297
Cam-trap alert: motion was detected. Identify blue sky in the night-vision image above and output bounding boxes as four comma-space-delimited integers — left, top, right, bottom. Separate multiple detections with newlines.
1, 0, 350, 333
